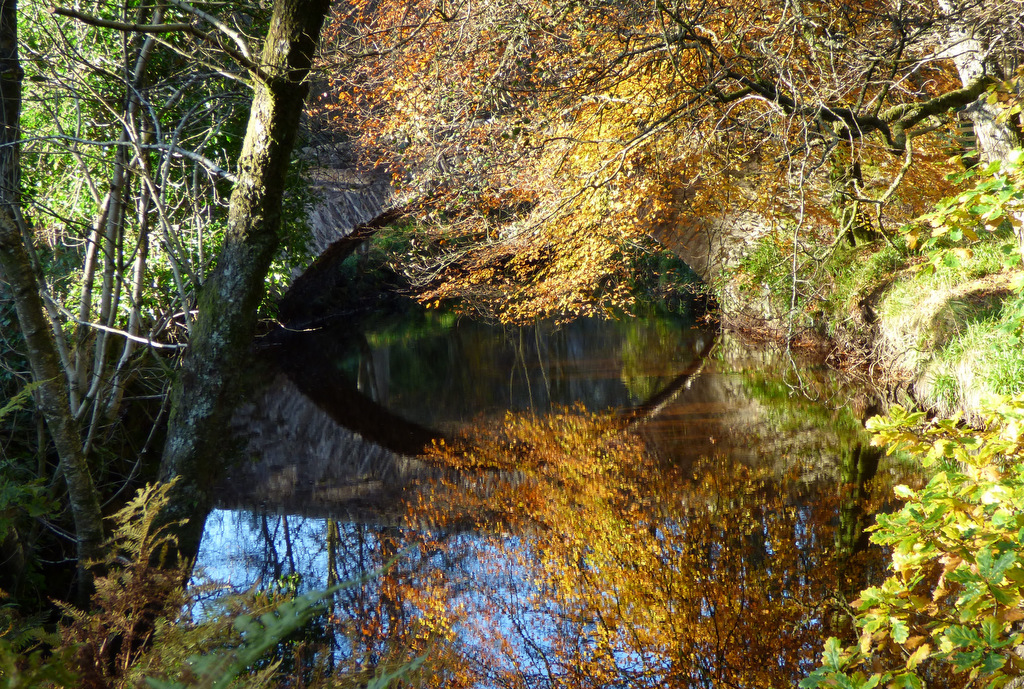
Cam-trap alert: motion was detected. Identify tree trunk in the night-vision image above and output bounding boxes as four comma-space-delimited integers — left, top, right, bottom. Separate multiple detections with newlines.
157, 0, 331, 561
939, 0, 1023, 164
1, 0, 105, 597
937, 0, 1024, 263
0, 216, 107, 582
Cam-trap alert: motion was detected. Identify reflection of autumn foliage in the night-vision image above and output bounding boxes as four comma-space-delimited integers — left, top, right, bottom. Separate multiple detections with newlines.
395, 409, 905, 687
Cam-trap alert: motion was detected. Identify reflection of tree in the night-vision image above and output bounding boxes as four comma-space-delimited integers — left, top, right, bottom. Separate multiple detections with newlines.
397, 410, 904, 688
836, 442, 883, 561
206, 328, 937, 685
202, 390, 925, 686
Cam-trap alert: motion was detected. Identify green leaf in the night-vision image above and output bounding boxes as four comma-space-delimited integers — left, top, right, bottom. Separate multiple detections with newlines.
953, 648, 985, 673
893, 485, 916, 499
981, 617, 1008, 647
978, 548, 1016, 583
945, 625, 983, 649
979, 652, 1007, 674
892, 618, 911, 644
891, 673, 923, 689
822, 637, 847, 670
859, 673, 883, 689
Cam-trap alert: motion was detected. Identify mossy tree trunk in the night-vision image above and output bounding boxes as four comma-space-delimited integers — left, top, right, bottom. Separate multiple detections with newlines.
157, 0, 331, 561
0, 0, 105, 599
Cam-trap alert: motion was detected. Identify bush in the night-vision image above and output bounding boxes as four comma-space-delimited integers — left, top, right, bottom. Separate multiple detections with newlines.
802, 395, 1024, 689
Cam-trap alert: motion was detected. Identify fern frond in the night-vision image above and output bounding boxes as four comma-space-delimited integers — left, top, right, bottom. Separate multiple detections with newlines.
103, 479, 188, 569
0, 379, 45, 422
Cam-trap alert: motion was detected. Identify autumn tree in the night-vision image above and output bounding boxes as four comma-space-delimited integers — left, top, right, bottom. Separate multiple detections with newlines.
319, 0, 1024, 322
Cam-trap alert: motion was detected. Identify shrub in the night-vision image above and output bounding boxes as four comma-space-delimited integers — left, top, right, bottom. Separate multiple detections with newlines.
802, 395, 1024, 689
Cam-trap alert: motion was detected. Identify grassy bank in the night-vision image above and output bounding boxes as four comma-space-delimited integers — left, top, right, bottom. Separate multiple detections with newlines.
730, 159, 1024, 423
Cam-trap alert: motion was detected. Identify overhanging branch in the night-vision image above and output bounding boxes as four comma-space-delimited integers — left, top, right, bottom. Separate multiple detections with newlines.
721, 69, 995, 154
882, 74, 995, 151
51, 6, 271, 83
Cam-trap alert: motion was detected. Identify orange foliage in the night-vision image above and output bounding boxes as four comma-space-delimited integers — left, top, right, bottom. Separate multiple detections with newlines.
373, 408, 924, 688
311, 0, 1016, 321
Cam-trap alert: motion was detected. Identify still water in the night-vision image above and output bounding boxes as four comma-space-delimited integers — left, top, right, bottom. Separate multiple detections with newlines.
196, 309, 920, 687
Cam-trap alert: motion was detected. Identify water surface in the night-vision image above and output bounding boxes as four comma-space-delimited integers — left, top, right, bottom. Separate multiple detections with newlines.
197, 310, 919, 687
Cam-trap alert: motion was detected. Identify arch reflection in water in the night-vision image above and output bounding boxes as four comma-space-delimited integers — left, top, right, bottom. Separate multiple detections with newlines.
197, 314, 919, 687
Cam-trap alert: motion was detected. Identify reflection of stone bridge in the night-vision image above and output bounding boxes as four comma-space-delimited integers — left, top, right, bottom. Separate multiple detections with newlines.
222, 330, 872, 521
223, 370, 451, 522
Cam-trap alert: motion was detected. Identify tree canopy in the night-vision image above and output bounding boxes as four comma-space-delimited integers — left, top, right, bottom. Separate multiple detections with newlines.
317, 0, 1023, 321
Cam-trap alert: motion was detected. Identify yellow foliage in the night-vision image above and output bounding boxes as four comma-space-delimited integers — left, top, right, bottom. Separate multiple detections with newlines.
317, 0, 995, 320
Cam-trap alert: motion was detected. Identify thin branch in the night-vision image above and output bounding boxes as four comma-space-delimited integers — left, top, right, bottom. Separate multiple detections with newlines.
165, 0, 253, 62
49, 8, 193, 34
16, 134, 237, 181
45, 292, 187, 350
51, 6, 270, 83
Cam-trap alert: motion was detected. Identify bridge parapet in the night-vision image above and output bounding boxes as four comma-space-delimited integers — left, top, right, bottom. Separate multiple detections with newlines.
305, 167, 392, 255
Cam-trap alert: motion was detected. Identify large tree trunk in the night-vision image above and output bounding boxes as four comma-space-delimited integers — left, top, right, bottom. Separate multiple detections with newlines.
938, 0, 1023, 164
157, 0, 331, 561
0, 0, 104, 598
938, 0, 1024, 264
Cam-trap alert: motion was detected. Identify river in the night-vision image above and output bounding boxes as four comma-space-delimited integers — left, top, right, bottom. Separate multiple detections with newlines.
195, 307, 922, 687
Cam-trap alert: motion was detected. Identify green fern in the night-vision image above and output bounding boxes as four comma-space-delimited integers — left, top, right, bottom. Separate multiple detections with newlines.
0, 379, 43, 422
145, 575, 426, 689
142, 550, 425, 689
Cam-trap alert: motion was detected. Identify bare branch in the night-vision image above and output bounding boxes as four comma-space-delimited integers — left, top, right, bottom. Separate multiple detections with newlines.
51, 6, 271, 83
165, 0, 254, 62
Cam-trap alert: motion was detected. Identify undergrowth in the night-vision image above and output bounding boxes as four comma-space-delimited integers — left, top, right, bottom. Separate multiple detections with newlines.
732, 149, 1024, 420
0, 482, 424, 689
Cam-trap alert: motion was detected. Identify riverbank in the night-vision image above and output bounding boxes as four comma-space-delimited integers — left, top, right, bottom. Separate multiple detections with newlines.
718, 229, 1024, 424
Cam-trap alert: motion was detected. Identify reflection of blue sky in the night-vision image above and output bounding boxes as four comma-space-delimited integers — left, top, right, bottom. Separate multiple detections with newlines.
196, 510, 381, 591
197, 511, 676, 686
196, 492, 865, 687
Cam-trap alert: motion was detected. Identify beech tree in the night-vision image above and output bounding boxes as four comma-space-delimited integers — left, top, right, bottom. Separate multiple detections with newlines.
321, 0, 1024, 321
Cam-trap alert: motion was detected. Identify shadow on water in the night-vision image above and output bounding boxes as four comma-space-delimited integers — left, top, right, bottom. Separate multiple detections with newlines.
198, 308, 924, 687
